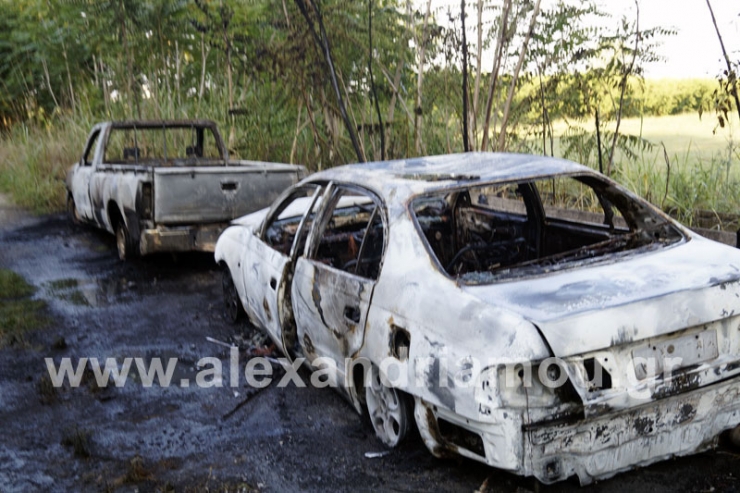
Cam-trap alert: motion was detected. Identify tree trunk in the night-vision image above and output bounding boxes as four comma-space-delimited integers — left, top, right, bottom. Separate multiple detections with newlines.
705, 0, 740, 123
41, 57, 59, 108
294, 0, 365, 162
198, 32, 209, 104
481, 0, 512, 151
61, 40, 76, 115
461, 0, 470, 152
368, 0, 385, 160
538, 68, 547, 155
413, 0, 433, 155
497, 0, 542, 151
385, 60, 404, 157
595, 106, 604, 174
607, 0, 640, 177
471, 0, 484, 150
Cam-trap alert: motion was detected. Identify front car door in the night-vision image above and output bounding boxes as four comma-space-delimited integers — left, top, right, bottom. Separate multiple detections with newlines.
292, 185, 386, 383
241, 184, 324, 351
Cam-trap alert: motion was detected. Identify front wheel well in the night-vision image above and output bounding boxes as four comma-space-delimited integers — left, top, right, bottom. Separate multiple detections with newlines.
107, 201, 124, 230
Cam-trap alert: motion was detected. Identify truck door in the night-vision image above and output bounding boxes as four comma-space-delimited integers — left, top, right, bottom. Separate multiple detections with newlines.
71, 129, 101, 221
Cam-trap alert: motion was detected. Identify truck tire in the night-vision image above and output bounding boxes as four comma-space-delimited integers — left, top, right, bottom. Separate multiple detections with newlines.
115, 222, 137, 261
67, 195, 81, 226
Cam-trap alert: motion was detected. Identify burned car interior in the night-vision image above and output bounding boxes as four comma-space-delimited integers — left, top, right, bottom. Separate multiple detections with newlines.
310, 189, 384, 280
264, 185, 384, 280
412, 174, 684, 280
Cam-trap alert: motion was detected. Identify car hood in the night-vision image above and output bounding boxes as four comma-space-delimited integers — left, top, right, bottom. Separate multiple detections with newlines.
230, 208, 269, 228
461, 236, 740, 357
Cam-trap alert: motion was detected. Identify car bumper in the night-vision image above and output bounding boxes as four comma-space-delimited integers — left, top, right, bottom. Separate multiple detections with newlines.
139, 223, 226, 255
414, 376, 740, 485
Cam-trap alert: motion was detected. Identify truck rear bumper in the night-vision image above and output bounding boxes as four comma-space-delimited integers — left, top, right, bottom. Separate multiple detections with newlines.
139, 224, 226, 255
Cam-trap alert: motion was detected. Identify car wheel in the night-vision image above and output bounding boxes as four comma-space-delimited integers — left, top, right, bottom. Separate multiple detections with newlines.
67, 195, 81, 225
222, 268, 245, 324
365, 364, 412, 447
115, 222, 135, 261
730, 425, 740, 448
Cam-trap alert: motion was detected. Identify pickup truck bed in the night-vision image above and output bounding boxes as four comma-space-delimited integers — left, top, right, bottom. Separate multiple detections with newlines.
66, 120, 306, 259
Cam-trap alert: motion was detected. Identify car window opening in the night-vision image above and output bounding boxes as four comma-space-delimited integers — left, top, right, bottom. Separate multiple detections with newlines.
312, 190, 384, 280
413, 175, 683, 282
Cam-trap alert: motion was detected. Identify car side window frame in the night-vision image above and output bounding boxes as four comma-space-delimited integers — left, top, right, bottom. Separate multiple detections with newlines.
259, 183, 325, 256
305, 183, 387, 281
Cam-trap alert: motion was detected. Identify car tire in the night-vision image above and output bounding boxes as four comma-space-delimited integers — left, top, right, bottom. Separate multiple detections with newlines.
365, 364, 413, 447
730, 425, 740, 449
67, 195, 81, 226
115, 222, 136, 261
222, 268, 245, 324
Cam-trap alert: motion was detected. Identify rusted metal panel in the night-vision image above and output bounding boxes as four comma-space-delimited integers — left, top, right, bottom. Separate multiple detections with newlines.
153, 167, 299, 225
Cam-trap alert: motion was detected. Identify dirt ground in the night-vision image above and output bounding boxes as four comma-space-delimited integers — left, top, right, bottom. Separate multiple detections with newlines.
0, 196, 739, 492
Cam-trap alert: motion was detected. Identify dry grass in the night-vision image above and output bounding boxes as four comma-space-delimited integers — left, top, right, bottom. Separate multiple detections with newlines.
0, 116, 90, 213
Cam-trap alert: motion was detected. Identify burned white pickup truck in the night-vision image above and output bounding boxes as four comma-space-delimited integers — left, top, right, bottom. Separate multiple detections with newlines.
66, 120, 305, 259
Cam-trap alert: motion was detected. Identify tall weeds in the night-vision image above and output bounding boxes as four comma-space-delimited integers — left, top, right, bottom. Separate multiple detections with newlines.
0, 114, 91, 213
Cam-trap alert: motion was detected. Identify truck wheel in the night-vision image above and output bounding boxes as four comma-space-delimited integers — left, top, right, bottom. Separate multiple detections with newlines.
115, 222, 136, 261
222, 268, 245, 324
67, 195, 81, 225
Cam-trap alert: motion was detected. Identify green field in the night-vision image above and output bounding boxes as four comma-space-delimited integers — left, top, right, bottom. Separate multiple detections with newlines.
553, 113, 740, 168
547, 113, 740, 229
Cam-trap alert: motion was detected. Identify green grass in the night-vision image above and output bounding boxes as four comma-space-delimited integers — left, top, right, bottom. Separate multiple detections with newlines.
0, 269, 48, 346
0, 269, 36, 298
549, 112, 740, 229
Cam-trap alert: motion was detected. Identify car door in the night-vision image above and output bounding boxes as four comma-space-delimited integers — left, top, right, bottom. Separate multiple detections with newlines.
241, 184, 325, 352
292, 185, 386, 372
71, 128, 102, 221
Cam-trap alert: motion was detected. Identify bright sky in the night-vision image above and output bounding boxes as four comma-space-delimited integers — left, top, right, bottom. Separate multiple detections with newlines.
423, 0, 740, 79
603, 0, 740, 78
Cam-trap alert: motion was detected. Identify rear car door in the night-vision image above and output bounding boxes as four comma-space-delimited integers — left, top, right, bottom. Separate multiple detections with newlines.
292, 185, 386, 369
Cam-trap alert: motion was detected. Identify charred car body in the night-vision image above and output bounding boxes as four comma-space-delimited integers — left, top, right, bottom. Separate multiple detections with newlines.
66, 120, 306, 259
215, 153, 740, 485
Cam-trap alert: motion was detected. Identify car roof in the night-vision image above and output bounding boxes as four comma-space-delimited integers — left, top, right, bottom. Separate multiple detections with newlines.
304, 152, 596, 204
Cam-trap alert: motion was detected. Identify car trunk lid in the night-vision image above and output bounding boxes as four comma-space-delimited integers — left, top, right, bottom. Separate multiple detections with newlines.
462, 236, 740, 358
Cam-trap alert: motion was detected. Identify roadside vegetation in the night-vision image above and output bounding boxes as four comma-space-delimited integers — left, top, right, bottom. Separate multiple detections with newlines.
0, 0, 738, 228
0, 269, 48, 346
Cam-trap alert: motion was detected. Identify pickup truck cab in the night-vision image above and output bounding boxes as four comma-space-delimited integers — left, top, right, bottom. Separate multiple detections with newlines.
66, 119, 306, 259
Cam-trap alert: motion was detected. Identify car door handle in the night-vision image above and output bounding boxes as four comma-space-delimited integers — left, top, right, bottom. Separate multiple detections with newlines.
269, 277, 277, 290
344, 305, 361, 324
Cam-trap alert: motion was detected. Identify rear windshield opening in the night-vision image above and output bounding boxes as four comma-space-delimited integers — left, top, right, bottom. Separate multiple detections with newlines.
104, 126, 222, 166
412, 175, 683, 283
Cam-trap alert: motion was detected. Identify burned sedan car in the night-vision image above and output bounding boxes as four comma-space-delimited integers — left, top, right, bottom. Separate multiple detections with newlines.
215, 153, 740, 485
